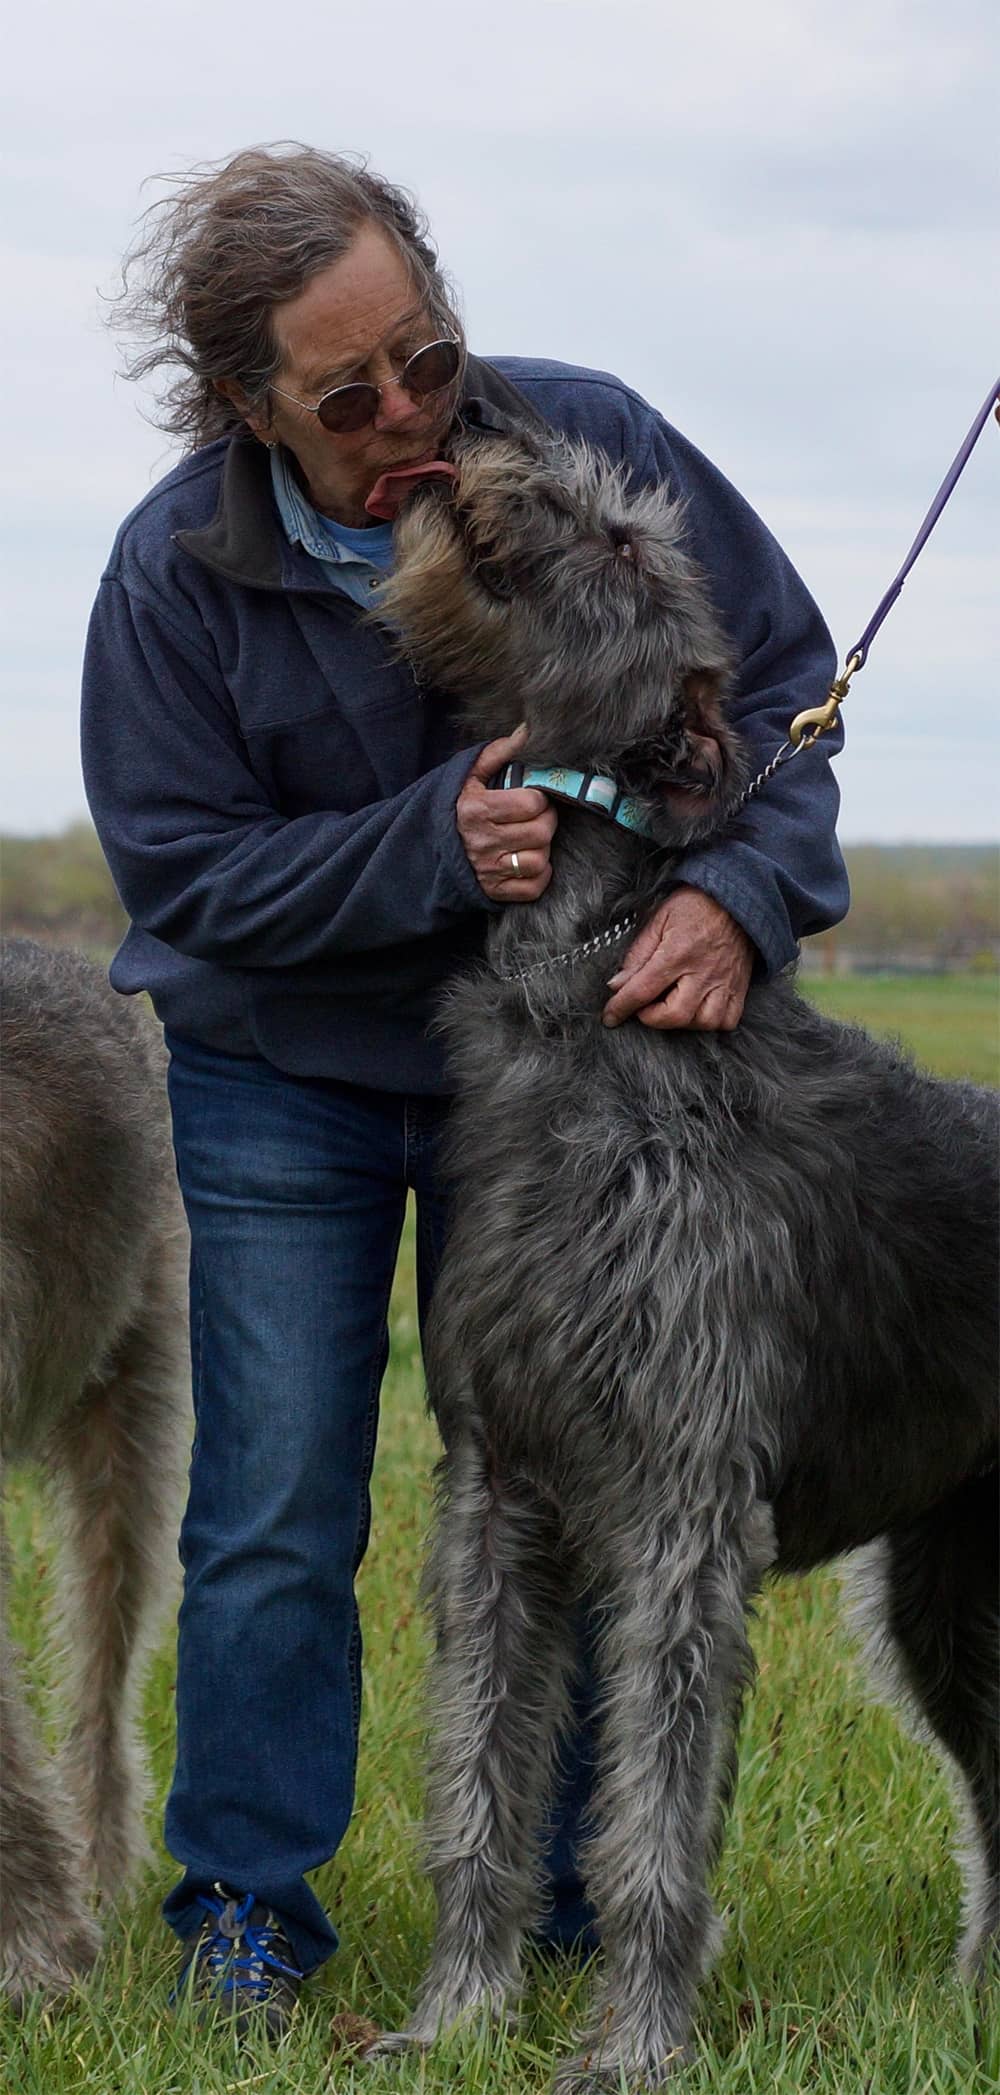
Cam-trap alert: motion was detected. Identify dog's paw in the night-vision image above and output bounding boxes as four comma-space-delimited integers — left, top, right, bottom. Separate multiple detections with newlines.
361, 2026, 433, 2061
362, 1986, 520, 2063
1, 1908, 102, 2012
552, 2032, 687, 2093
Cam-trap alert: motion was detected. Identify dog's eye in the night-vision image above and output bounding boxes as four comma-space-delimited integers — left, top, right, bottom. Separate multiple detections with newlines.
474, 558, 517, 602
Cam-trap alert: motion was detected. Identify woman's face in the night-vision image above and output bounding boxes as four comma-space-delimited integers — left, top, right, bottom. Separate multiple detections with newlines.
232, 222, 460, 527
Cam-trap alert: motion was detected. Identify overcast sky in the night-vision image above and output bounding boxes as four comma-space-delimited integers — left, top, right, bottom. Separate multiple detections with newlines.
2, 0, 997, 843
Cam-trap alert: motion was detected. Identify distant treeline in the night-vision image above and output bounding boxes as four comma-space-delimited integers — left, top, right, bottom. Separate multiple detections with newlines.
805, 843, 998, 974
1, 823, 997, 972
2, 823, 128, 950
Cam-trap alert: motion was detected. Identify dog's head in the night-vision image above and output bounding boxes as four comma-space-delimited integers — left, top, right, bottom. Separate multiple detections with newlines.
377, 428, 746, 845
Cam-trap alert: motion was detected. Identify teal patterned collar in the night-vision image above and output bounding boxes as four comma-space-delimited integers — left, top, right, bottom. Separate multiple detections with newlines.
495, 762, 655, 839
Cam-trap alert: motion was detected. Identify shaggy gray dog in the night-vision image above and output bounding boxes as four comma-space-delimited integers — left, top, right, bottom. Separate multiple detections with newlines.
370, 430, 999, 2090
1, 939, 188, 2007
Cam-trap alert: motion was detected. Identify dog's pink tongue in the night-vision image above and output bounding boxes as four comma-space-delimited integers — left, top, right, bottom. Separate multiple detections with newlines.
364, 459, 458, 521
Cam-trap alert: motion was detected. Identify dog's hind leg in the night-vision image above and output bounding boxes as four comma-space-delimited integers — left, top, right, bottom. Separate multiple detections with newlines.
0, 1605, 102, 2005
374, 1430, 579, 2053
44, 1274, 186, 1902
854, 1470, 999, 1981
558, 1496, 767, 2093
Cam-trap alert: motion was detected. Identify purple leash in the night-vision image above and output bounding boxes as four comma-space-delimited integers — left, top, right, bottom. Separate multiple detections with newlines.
848, 374, 1000, 672
736, 374, 1000, 802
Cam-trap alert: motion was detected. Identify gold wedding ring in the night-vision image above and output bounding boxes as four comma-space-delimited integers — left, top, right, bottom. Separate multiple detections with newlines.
510, 851, 523, 876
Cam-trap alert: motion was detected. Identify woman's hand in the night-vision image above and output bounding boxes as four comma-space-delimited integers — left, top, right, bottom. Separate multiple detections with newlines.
457, 730, 557, 902
602, 885, 754, 1031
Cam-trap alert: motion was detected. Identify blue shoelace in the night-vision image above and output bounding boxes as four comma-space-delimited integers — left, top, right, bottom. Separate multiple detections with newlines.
188, 1887, 299, 2001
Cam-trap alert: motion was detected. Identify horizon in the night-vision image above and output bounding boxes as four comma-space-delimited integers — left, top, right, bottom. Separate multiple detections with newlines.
4, 821, 997, 852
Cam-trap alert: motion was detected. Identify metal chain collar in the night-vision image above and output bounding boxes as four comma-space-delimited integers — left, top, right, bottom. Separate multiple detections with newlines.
497, 913, 639, 983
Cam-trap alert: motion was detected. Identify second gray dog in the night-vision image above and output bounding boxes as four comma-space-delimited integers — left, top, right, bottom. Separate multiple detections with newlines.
1, 939, 188, 2007
369, 430, 999, 2090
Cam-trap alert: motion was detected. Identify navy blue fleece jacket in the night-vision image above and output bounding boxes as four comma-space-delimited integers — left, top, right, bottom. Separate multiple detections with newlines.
81, 355, 849, 1092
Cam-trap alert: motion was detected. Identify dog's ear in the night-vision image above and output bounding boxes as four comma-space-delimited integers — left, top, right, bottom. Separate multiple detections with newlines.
616, 669, 731, 772
446, 497, 519, 601
682, 669, 729, 728
609, 661, 743, 837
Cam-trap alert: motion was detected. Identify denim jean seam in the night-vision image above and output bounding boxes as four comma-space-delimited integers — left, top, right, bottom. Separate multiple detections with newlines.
346, 1268, 396, 1745
189, 1249, 205, 1454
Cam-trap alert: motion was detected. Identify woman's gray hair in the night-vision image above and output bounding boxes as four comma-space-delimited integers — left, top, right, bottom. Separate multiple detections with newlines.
111, 143, 465, 452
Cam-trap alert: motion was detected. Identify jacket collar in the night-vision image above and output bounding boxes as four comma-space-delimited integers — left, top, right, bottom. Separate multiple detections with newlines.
175, 354, 549, 593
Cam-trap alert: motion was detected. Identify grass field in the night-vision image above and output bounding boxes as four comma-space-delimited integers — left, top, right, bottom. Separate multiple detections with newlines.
804, 971, 998, 1087
3, 976, 997, 2094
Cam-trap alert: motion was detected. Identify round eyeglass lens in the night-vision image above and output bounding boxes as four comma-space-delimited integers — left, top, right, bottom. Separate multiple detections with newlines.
315, 339, 461, 433
403, 338, 461, 395
316, 385, 380, 433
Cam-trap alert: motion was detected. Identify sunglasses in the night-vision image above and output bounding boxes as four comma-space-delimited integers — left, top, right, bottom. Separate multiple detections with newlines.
270, 336, 462, 435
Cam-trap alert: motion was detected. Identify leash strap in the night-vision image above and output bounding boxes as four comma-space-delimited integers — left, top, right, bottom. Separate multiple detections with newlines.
496, 761, 656, 838
789, 372, 1000, 748
849, 374, 1000, 670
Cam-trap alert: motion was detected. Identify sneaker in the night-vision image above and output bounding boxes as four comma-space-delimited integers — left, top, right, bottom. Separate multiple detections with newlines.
172, 1884, 302, 2038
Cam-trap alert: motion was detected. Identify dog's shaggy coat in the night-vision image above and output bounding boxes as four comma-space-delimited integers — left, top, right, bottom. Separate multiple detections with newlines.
1, 939, 188, 2006
369, 430, 999, 2090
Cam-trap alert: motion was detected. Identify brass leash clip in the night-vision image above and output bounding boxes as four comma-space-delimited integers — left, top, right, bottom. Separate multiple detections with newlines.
789, 652, 862, 748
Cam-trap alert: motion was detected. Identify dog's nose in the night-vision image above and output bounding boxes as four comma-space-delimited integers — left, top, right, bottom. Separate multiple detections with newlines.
608, 524, 636, 560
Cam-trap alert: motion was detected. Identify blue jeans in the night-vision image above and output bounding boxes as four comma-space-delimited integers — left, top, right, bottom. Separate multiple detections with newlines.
162, 1032, 595, 1974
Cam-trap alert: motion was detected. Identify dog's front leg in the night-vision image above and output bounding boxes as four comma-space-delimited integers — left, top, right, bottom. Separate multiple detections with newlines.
556, 1502, 763, 2092
48, 1311, 185, 1901
370, 1430, 578, 2057
0, 1615, 102, 2005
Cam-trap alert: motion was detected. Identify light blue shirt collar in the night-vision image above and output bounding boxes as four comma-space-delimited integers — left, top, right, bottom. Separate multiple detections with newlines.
269, 445, 344, 564
269, 446, 395, 608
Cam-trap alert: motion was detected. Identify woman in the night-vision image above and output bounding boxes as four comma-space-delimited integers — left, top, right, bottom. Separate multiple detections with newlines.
82, 142, 848, 2031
